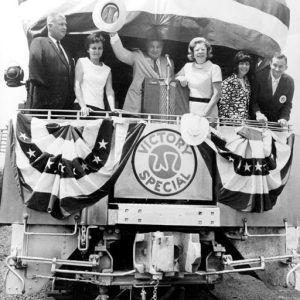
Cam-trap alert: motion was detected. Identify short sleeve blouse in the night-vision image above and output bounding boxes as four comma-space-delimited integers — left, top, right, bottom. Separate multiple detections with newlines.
183, 60, 222, 98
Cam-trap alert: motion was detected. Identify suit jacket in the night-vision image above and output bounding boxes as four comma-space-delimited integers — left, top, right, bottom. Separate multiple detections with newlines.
250, 66, 294, 122
111, 35, 174, 113
27, 37, 75, 109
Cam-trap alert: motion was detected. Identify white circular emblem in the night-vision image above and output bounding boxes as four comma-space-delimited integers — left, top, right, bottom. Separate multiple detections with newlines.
92, 0, 127, 33
132, 129, 197, 196
279, 95, 287, 103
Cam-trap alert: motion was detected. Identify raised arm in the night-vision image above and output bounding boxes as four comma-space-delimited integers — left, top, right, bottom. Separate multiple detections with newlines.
110, 33, 135, 66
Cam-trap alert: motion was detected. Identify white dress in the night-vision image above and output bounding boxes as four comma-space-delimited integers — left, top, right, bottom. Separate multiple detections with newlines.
178, 60, 222, 117
75, 57, 111, 109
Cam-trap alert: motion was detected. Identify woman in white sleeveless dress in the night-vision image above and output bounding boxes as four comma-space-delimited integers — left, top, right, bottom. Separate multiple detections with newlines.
75, 33, 115, 116
176, 37, 222, 119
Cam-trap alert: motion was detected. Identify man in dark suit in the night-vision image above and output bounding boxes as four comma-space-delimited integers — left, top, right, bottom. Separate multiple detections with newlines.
251, 53, 294, 127
27, 13, 75, 109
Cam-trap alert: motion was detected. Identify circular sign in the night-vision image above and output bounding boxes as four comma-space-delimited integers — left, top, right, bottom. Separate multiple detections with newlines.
132, 129, 197, 196
92, 0, 127, 32
279, 95, 287, 104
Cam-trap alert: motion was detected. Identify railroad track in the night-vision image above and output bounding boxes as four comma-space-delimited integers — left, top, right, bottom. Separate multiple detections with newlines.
45, 286, 220, 300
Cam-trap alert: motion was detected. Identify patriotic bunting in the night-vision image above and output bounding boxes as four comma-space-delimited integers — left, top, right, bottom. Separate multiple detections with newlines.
14, 113, 145, 219
199, 126, 294, 212
10, 113, 294, 216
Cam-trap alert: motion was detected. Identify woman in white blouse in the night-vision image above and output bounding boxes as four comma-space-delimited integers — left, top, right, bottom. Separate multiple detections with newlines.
75, 33, 115, 116
176, 37, 222, 118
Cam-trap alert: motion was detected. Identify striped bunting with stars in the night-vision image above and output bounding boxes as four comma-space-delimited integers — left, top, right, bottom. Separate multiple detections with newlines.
15, 113, 145, 219
198, 126, 294, 212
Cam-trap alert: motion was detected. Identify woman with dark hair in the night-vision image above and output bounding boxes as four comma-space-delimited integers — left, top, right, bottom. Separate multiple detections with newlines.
176, 37, 222, 118
218, 51, 252, 120
75, 33, 115, 116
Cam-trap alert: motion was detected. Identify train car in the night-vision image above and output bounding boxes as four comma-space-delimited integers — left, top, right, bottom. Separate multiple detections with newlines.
1, 0, 300, 299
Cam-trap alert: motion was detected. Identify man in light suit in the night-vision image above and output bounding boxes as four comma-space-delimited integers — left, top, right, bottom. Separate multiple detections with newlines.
251, 53, 294, 126
27, 13, 75, 109
110, 33, 174, 113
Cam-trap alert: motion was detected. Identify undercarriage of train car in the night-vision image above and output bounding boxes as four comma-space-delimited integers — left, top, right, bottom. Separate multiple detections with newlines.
1, 110, 299, 300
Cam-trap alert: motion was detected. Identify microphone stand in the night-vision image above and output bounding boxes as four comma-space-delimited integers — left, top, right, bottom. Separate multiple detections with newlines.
165, 54, 171, 117
166, 65, 170, 117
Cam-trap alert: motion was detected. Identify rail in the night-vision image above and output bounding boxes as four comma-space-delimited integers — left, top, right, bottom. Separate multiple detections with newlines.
23, 214, 79, 237
0, 126, 8, 153
17, 109, 292, 131
243, 218, 288, 238
0, 110, 291, 154
5, 250, 300, 293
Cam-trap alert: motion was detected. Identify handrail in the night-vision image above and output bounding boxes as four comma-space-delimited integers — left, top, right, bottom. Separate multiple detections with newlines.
16, 109, 292, 131
243, 218, 288, 238
23, 214, 79, 236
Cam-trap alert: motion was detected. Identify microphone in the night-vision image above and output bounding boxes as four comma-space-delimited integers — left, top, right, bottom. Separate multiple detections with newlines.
165, 54, 172, 67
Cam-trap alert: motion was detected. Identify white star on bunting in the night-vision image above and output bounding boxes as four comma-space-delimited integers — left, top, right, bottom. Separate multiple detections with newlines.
19, 132, 28, 140
27, 148, 36, 158
46, 158, 54, 169
82, 163, 88, 170
98, 139, 108, 149
255, 161, 262, 171
93, 156, 101, 164
244, 162, 251, 172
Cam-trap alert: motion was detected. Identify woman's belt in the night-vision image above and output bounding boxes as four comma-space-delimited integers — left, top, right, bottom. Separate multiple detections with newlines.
189, 97, 210, 103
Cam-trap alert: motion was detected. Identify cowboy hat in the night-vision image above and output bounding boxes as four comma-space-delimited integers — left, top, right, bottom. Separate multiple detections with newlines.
92, 0, 127, 33
180, 113, 209, 146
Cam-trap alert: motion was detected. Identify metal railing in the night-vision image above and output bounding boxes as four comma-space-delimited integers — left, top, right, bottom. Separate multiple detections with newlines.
0, 126, 8, 153
0, 109, 291, 158
17, 109, 292, 131
5, 250, 300, 293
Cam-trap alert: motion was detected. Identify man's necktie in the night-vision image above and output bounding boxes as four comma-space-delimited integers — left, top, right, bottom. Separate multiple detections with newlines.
272, 79, 279, 95
153, 59, 159, 75
56, 41, 68, 64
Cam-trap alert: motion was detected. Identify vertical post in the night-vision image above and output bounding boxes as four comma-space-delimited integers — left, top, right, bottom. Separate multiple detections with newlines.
166, 64, 170, 117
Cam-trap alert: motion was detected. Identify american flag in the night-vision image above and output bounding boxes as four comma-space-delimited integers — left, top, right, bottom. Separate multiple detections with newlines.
198, 126, 294, 212
14, 113, 145, 219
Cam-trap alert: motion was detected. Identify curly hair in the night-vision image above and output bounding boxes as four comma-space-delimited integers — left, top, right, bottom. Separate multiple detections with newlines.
84, 33, 105, 50
187, 37, 213, 61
